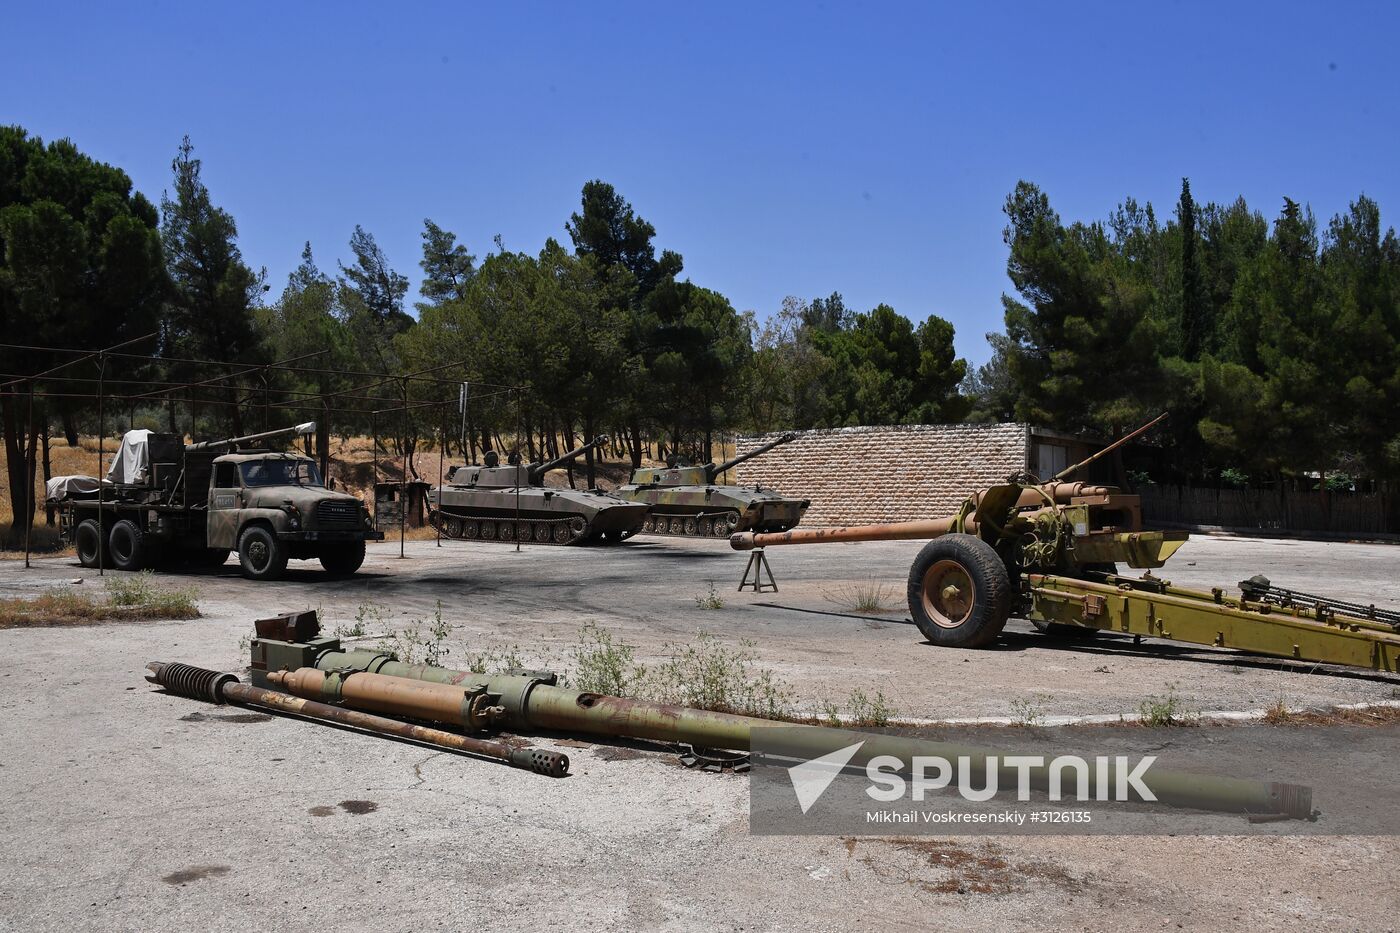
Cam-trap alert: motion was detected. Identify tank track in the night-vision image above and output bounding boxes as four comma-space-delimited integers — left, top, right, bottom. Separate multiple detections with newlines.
429, 509, 590, 545
640, 509, 740, 538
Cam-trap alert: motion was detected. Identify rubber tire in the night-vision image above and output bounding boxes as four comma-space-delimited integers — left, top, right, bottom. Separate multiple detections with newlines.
75, 519, 105, 568
319, 540, 366, 576
907, 534, 1012, 648
106, 519, 147, 571
1032, 563, 1115, 639
238, 525, 288, 581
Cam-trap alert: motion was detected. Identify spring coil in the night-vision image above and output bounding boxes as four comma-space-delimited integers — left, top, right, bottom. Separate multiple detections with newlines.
145, 661, 238, 704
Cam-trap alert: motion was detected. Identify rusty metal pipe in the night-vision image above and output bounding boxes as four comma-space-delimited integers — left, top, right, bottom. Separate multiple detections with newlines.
731, 516, 975, 550
146, 661, 567, 776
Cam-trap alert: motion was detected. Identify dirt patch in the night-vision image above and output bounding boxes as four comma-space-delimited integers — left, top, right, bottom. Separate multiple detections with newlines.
846, 838, 1083, 897
1261, 704, 1400, 727
0, 586, 199, 629
179, 711, 273, 724
308, 805, 336, 817
338, 799, 378, 815
162, 864, 231, 885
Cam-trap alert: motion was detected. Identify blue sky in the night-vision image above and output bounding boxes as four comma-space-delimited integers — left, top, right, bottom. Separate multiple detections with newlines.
6, 1, 1396, 364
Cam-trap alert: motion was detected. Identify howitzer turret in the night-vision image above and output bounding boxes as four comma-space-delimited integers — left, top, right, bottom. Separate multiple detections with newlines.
528, 435, 609, 484
428, 434, 647, 545
616, 432, 809, 538
706, 431, 796, 483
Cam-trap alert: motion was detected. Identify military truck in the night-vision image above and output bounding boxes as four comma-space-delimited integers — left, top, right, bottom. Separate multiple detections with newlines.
54, 423, 383, 581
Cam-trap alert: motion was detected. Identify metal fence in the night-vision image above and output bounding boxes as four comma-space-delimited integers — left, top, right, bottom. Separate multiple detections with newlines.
1138, 484, 1400, 536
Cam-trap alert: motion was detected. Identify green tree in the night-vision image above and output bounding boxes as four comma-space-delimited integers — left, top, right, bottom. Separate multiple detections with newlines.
338, 224, 412, 373
417, 219, 475, 308
0, 127, 165, 543
161, 136, 267, 434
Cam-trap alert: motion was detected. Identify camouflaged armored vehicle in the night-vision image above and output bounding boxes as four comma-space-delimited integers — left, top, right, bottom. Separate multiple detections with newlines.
428, 436, 649, 545
615, 432, 810, 537
54, 423, 382, 581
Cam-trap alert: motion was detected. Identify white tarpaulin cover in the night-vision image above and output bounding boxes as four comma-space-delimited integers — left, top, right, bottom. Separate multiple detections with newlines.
106, 429, 153, 484
45, 475, 101, 501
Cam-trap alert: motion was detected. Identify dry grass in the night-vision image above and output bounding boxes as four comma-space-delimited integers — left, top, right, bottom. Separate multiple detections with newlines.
0, 572, 199, 629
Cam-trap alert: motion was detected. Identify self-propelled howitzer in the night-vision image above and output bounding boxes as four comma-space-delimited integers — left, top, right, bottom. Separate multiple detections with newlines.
427, 436, 649, 545
616, 432, 810, 538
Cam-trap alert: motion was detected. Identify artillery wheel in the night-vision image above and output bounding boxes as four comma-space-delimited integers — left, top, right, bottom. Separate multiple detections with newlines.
108, 519, 148, 572
684, 517, 698, 535
75, 518, 106, 568
907, 534, 1011, 649
1032, 563, 1114, 639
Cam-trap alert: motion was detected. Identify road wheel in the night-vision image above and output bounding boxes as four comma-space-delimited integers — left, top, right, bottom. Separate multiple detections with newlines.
461, 519, 478, 539
108, 519, 147, 571
319, 540, 366, 576
76, 519, 105, 568
907, 534, 1011, 648
238, 525, 288, 581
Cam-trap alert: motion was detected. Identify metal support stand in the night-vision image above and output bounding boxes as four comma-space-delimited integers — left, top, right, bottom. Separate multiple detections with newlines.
738, 548, 778, 593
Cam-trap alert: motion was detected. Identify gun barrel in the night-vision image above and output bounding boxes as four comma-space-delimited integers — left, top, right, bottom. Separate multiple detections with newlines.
186, 421, 316, 452
731, 516, 972, 550
528, 434, 608, 483
709, 431, 796, 481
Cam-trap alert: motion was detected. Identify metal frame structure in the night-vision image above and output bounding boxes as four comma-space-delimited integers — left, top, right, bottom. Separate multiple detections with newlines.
0, 337, 523, 570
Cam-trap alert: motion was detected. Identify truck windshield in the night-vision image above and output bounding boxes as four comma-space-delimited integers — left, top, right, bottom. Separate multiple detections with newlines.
239, 460, 323, 487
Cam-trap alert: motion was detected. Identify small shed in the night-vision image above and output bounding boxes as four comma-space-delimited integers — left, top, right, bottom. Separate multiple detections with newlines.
374, 480, 432, 530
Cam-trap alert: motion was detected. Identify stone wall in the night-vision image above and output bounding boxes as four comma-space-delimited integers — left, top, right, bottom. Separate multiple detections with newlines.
733, 423, 1032, 526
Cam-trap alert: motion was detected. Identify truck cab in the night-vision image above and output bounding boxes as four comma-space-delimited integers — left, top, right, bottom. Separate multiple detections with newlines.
207, 451, 383, 579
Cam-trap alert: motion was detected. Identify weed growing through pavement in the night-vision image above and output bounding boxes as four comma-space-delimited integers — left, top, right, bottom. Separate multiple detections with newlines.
821, 577, 898, 614
1138, 683, 1197, 726
373, 600, 454, 667
1008, 694, 1049, 727
695, 583, 725, 610
819, 688, 897, 727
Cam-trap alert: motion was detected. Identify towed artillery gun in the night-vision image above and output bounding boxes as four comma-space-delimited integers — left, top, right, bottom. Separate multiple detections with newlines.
617, 431, 810, 537
55, 423, 382, 580
732, 415, 1400, 674
428, 436, 649, 545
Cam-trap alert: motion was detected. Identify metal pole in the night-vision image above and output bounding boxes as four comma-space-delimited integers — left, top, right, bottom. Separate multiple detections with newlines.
514, 389, 521, 553
96, 353, 106, 576
24, 381, 34, 569
437, 400, 445, 548
399, 379, 407, 560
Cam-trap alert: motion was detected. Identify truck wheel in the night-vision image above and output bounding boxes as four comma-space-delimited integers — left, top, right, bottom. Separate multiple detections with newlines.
76, 519, 105, 568
238, 525, 288, 581
318, 541, 365, 576
108, 520, 148, 571
907, 534, 1012, 648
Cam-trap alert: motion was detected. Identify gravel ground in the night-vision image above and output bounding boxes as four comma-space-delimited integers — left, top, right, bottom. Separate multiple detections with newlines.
0, 532, 1397, 932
